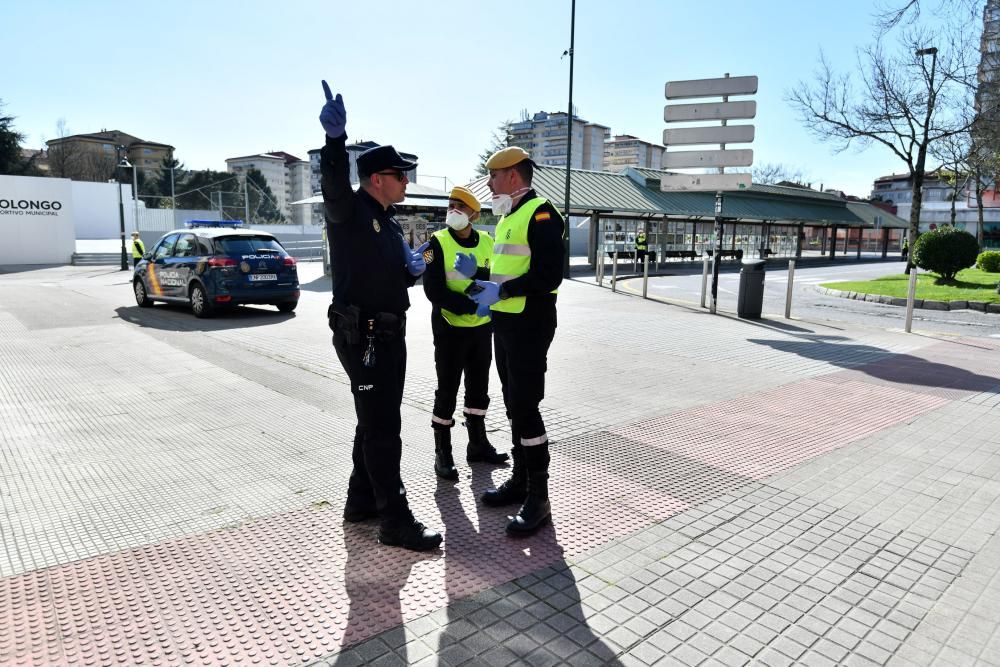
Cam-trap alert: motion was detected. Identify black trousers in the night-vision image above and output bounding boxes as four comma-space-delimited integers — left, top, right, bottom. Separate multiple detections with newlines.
333, 330, 409, 521
432, 318, 492, 424
493, 315, 556, 445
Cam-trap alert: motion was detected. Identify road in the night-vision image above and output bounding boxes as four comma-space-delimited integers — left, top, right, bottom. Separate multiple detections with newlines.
613, 259, 1000, 339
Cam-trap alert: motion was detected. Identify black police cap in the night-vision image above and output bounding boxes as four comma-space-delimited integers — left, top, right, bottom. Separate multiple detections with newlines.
356, 145, 418, 177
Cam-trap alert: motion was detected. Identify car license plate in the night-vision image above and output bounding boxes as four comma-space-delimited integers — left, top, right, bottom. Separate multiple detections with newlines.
249, 273, 277, 281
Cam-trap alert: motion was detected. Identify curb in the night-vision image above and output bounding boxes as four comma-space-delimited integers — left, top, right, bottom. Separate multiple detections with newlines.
815, 286, 1000, 314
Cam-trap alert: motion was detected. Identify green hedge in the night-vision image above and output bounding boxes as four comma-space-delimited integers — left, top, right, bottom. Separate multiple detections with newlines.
977, 250, 1000, 273
912, 226, 980, 281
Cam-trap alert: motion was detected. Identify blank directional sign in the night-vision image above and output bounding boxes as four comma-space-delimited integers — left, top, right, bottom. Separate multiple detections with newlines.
660, 173, 751, 192
663, 125, 755, 146
665, 76, 758, 100
664, 101, 756, 123
663, 149, 753, 169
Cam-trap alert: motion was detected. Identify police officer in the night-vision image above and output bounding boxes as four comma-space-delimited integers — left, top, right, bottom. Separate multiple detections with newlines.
319, 81, 442, 551
131, 231, 145, 268
460, 147, 564, 536
635, 229, 647, 264
423, 186, 508, 481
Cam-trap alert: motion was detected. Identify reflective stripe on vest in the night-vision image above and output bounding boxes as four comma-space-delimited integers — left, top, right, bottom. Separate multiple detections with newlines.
489, 197, 556, 314
635, 234, 647, 251
433, 228, 494, 327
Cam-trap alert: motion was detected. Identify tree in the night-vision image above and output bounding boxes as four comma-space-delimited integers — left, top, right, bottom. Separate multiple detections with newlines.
912, 225, 979, 280
0, 100, 41, 176
734, 162, 808, 186
931, 127, 973, 227
788, 28, 977, 270
475, 120, 513, 176
245, 168, 285, 223
46, 118, 84, 179
142, 156, 186, 208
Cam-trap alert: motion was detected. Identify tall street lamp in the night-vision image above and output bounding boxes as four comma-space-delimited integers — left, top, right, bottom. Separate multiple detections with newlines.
115, 145, 129, 271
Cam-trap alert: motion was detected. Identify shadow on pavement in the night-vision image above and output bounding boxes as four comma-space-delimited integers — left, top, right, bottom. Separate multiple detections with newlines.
748, 333, 1000, 393
115, 304, 295, 332
300, 274, 333, 293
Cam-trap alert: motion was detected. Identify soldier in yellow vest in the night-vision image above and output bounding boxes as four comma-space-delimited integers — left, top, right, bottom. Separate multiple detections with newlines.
458, 147, 564, 536
130, 231, 146, 268
422, 187, 508, 480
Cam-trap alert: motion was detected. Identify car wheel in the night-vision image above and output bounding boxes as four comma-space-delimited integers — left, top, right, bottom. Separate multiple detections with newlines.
134, 279, 153, 307
277, 301, 298, 313
190, 284, 213, 318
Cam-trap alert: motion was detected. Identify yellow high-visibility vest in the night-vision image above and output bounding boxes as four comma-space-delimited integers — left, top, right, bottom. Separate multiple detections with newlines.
490, 197, 557, 314
433, 228, 494, 327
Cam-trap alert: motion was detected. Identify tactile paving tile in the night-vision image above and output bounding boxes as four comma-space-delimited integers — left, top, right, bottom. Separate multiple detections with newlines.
611, 377, 951, 481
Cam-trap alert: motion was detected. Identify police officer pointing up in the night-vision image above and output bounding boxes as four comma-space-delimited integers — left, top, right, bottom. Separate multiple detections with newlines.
319, 81, 441, 551
460, 146, 564, 536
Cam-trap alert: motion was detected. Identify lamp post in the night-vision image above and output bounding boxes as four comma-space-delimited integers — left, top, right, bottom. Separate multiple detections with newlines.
561, 0, 576, 279
115, 145, 128, 271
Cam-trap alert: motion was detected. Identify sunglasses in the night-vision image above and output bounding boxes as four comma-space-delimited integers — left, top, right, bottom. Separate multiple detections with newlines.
375, 170, 406, 182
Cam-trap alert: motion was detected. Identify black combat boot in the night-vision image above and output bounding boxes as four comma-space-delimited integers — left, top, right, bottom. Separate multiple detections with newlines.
506, 444, 551, 536
434, 426, 459, 480
481, 444, 526, 506
465, 414, 509, 464
378, 511, 443, 551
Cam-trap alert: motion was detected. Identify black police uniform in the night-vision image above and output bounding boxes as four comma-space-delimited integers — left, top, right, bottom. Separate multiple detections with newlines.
321, 133, 425, 541
422, 228, 506, 479
481, 189, 564, 534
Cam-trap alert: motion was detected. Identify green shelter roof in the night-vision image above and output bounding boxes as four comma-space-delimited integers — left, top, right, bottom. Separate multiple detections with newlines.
467, 165, 873, 227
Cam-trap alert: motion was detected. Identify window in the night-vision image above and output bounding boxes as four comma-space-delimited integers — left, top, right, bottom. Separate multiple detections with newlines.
153, 234, 180, 260
218, 236, 284, 254
173, 234, 198, 258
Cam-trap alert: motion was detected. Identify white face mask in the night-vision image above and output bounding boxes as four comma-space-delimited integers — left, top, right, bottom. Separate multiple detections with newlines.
445, 210, 470, 230
491, 187, 529, 217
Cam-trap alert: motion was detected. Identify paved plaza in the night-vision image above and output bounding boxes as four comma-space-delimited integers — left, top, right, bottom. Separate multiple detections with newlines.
1, 261, 999, 666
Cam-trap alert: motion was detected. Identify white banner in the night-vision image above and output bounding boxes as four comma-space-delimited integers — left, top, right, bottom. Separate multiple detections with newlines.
0, 175, 76, 265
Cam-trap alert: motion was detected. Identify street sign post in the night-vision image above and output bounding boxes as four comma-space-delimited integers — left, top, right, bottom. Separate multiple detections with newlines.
661, 73, 757, 315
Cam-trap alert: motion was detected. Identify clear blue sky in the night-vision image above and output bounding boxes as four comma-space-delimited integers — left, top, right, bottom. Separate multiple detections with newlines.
3, 0, 957, 198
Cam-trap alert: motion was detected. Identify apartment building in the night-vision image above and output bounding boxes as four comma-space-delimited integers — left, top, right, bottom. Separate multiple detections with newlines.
225, 151, 312, 225
507, 111, 610, 171
871, 172, 1000, 247
45, 130, 174, 182
603, 134, 664, 173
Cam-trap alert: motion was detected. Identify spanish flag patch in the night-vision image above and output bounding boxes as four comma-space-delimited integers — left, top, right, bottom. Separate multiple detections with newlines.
534, 211, 551, 222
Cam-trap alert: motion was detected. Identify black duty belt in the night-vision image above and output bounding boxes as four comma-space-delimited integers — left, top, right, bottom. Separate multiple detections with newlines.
329, 304, 405, 342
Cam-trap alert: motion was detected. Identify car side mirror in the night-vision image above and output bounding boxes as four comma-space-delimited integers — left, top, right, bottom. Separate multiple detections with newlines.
142, 252, 152, 260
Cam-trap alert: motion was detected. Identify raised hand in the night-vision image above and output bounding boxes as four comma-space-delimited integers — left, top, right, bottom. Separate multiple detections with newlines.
319, 80, 347, 138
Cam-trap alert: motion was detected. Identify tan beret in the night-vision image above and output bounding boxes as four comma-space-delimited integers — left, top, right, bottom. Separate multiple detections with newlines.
485, 146, 533, 170
449, 186, 481, 213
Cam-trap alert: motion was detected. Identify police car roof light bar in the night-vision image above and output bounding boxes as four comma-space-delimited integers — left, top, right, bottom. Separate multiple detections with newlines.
185, 219, 245, 229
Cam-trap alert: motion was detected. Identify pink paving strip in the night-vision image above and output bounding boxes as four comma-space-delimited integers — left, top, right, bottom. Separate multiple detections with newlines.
611, 378, 951, 480
0, 453, 686, 666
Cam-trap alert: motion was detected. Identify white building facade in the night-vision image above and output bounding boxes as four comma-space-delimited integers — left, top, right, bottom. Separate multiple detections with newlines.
603, 135, 664, 173
507, 111, 610, 171
226, 151, 312, 225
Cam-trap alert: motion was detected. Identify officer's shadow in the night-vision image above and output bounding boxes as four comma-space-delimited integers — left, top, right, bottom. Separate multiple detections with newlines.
333, 521, 439, 664
433, 464, 623, 664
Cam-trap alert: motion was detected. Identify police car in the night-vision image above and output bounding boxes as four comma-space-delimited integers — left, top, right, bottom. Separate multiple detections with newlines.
132, 221, 300, 318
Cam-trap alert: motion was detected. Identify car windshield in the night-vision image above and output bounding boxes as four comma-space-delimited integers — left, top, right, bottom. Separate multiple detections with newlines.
217, 236, 284, 255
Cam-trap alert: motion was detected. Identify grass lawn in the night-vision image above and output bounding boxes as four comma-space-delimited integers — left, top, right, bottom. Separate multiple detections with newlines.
821, 267, 1000, 303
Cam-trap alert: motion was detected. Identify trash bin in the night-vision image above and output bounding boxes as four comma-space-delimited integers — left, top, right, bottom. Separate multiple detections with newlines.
737, 259, 766, 319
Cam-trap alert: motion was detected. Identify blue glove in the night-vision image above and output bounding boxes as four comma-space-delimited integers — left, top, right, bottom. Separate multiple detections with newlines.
319, 80, 347, 138
468, 280, 500, 307
476, 302, 492, 318
402, 239, 430, 276
454, 252, 477, 279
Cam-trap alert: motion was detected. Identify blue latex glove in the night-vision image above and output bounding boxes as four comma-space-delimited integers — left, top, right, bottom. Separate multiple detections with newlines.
454, 252, 477, 279
468, 280, 500, 307
319, 80, 347, 138
402, 239, 430, 276
475, 302, 493, 318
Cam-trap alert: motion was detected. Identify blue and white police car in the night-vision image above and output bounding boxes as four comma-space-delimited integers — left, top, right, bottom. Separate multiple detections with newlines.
132, 221, 300, 318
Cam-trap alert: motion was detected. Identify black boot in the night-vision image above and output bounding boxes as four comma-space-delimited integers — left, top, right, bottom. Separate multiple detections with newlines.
506, 444, 551, 536
465, 414, 509, 464
481, 444, 526, 506
378, 512, 443, 551
434, 427, 459, 480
